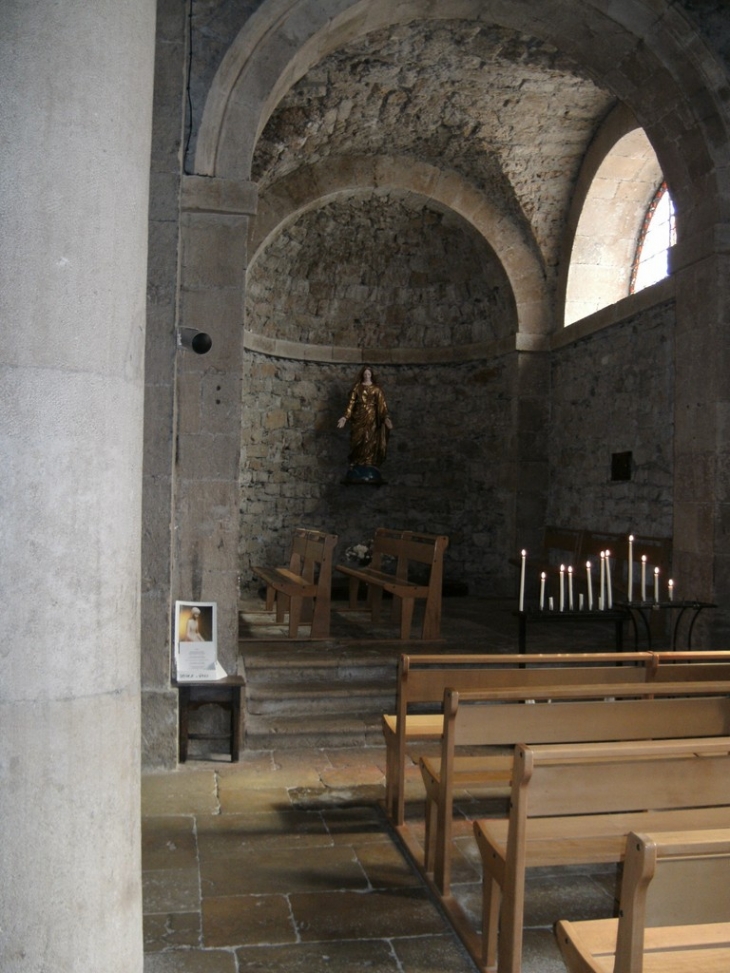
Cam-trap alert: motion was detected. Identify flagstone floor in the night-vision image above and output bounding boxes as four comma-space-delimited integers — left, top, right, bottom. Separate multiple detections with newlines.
143, 596, 663, 972
142, 744, 616, 973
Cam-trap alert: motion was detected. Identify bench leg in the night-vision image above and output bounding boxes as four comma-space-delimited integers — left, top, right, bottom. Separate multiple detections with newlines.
482, 874, 501, 970
370, 584, 383, 624
348, 576, 360, 609
384, 735, 397, 822
309, 594, 331, 639
399, 597, 415, 640
421, 595, 442, 640
423, 791, 438, 873
287, 595, 303, 638
265, 585, 276, 612
275, 592, 288, 624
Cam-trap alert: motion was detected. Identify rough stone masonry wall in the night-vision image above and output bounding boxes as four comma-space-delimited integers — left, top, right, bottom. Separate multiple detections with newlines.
547, 301, 675, 539
239, 355, 518, 597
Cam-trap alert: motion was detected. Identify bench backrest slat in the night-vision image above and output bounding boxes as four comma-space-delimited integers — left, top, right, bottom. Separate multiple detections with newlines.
513, 738, 730, 819
451, 694, 730, 749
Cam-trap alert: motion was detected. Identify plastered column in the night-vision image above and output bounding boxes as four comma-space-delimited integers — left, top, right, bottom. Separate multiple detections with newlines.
0, 1, 156, 970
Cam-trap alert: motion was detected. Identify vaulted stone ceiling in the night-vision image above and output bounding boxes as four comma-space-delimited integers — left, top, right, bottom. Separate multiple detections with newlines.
251, 21, 616, 281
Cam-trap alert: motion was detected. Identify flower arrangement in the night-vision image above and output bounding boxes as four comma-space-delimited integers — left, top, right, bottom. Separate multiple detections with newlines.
344, 541, 373, 565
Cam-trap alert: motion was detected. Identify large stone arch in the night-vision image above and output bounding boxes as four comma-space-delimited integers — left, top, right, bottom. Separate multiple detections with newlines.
196, 0, 730, 235
249, 155, 549, 344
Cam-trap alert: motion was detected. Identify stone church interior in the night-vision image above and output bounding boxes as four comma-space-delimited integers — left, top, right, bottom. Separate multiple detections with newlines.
5, 0, 730, 970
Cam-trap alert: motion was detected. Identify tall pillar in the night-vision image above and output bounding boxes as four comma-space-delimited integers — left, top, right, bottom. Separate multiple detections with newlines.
0, 2, 156, 970
672, 225, 730, 644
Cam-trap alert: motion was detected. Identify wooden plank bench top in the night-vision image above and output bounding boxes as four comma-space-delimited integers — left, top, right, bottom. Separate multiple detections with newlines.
417, 685, 730, 898
336, 528, 448, 640
473, 737, 730, 973
556, 828, 730, 973
253, 527, 338, 638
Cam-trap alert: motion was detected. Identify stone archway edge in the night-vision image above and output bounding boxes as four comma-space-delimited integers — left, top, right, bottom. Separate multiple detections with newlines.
243, 329, 549, 362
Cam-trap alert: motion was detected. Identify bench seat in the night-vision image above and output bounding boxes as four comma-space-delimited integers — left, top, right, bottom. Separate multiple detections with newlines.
336, 528, 448, 639
556, 829, 730, 973
253, 528, 337, 638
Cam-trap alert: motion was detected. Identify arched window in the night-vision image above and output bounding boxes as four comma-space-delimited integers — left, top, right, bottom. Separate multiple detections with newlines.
629, 181, 676, 294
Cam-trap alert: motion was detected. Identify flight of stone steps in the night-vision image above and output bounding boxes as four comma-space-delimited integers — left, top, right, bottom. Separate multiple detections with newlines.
240, 641, 404, 749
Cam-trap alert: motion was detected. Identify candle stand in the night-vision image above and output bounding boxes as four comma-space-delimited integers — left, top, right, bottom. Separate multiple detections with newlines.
616, 600, 716, 650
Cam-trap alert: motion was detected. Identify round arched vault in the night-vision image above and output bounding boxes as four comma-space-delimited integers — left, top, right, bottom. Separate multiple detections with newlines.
245, 189, 517, 356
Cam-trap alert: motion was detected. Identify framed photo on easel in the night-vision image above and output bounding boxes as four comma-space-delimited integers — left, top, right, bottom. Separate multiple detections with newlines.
174, 601, 220, 681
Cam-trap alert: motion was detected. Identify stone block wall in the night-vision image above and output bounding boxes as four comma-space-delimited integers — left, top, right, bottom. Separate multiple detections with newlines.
239, 356, 520, 596
547, 300, 675, 538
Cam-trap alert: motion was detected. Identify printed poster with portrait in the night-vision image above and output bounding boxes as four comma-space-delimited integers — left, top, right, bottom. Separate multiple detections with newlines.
174, 601, 223, 681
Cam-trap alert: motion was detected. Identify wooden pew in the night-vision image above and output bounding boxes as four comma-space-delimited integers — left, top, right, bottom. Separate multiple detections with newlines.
384, 650, 730, 827
383, 650, 658, 826
253, 527, 338, 638
474, 736, 730, 973
556, 828, 730, 973
419, 682, 730, 897
335, 528, 449, 639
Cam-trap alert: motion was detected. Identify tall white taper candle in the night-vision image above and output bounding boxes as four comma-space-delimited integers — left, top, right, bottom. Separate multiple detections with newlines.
519, 550, 526, 612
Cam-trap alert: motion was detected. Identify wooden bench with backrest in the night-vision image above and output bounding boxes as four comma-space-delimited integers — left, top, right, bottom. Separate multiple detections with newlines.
335, 528, 449, 640
384, 650, 730, 827
253, 527, 338, 638
474, 736, 730, 973
384, 650, 659, 826
418, 681, 730, 899
556, 827, 730, 973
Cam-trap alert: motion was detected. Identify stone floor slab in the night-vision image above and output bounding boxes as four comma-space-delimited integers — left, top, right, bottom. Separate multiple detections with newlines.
200, 844, 369, 897
142, 771, 219, 816
143, 910, 201, 951
195, 807, 331, 860
144, 949, 237, 973
234, 939, 401, 972
202, 893, 296, 947
142, 814, 198, 870
291, 887, 449, 941
143, 866, 201, 913
392, 932, 478, 972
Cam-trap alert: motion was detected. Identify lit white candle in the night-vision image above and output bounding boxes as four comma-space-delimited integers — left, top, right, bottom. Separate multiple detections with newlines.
668, 578, 674, 602
586, 561, 593, 611
599, 552, 606, 611
605, 550, 612, 609
628, 535, 634, 602
540, 572, 546, 610
549, 596, 554, 611
519, 549, 526, 612
641, 555, 647, 602
559, 564, 565, 612
654, 566, 660, 604
568, 566, 574, 611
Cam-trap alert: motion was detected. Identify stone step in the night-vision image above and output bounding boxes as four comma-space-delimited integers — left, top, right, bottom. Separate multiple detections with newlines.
241, 646, 401, 683
246, 679, 395, 716
240, 642, 400, 748
243, 712, 386, 750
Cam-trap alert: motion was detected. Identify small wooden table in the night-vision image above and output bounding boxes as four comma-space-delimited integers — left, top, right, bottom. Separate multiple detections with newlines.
174, 676, 245, 762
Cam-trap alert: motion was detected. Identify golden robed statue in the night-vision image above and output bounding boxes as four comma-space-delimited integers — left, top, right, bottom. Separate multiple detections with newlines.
337, 366, 393, 483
